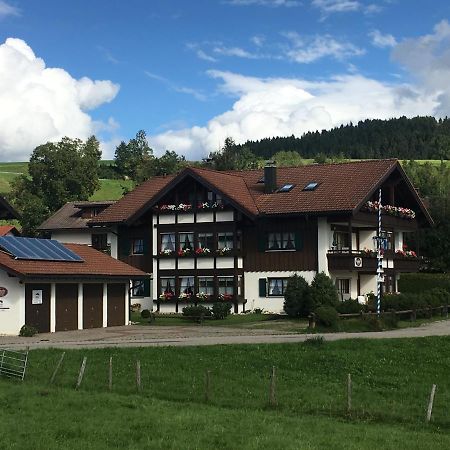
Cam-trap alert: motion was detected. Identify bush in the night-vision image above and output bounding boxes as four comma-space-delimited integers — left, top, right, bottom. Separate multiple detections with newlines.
363, 314, 382, 331
182, 305, 212, 323
283, 274, 313, 317
310, 272, 339, 308
19, 324, 38, 337
141, 309, 151, 319
336, 299, 365, 314
382, 310, 398, 328
399, 273, 450, 294
211, 302, 232, 320
315, 306, 339, 328
304, 336, 325, 347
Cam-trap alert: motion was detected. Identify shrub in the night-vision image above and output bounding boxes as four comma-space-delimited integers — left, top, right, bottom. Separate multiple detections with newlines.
304, 335, 325, 347
399, 273, 450, 294
363, 314, 382, 331
253, 308, 264, 314
283, 274, 313, 317
310, 272, 339, 308
382, 310, 398, 328
141, 309, 151, 319
19, 324, 38, 337
182, 305, 212, 323
211, 302, 232, 320
336, 299, 365, 314
315, 306, 339, 328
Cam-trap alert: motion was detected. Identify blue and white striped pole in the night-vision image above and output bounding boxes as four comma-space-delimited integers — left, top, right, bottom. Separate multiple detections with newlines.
377, 188, 383, 315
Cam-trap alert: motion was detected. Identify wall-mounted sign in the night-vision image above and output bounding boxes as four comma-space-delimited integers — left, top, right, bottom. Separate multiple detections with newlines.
354, 257, 363, 268
0, 287, 8, 297
32, 290, 43, 305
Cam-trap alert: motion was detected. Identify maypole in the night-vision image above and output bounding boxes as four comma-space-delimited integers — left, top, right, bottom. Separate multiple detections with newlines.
376, 188, 383, 315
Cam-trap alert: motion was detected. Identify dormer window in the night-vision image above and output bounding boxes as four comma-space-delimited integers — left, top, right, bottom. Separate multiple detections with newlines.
303, 182, 319, 191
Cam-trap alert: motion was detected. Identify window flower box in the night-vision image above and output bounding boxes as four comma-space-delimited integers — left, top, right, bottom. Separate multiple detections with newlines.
155, 203, 193, 213
178, 292, 193, 301
159, 249, 175, 256
360, 248, 377, 257
195, 247, 211, 256
196, 292, 212, 301
197, 201, 224, 210
218, 293, 233, 302
216, 247, 232, 256
159, 292, 175, 301
363, 201, 416, 220
395, 249, 417, 258
178, 248, 192, 257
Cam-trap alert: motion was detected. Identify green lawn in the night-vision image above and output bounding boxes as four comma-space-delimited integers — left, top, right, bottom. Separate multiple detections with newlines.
0, 338, 449, 449
89, 178, 134, 201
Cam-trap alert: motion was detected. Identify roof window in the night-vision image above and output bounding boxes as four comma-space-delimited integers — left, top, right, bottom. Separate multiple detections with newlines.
303, 182, 319, 191
278, 184, 295, 193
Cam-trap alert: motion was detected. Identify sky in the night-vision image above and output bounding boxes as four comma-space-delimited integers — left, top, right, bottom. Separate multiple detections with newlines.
1, 0, 450, 161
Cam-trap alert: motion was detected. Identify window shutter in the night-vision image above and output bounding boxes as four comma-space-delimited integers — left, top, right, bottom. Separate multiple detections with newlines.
143, 278, 151, 297
294, 232, 303, 251
258, 278, 267, 297
257, 233, 266, 252
120, 236, 130, 257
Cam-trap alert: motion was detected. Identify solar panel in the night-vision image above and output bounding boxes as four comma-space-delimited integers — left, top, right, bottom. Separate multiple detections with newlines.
303, 182, 319, 191
278, 184, 295, 192
0, 236, 83, 262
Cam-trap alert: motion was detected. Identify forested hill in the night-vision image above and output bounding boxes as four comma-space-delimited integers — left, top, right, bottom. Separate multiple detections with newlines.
238, 116, 450, 160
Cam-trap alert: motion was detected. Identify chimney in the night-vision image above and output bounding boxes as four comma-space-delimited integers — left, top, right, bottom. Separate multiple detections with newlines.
264, 161, 277, 194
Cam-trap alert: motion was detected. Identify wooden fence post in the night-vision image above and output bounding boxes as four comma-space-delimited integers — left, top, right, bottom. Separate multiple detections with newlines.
109, 356, 113, 391
347, 373, 352, 413
76, 357, 87, 390
204, 370, 211, 403
269, 366, 277, 407
50, 352, 65, 385
136, 360, 141, 392
426, 384, 437, 423
308, 313, 316, 329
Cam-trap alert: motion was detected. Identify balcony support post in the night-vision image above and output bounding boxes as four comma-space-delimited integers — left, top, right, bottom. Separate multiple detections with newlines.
348, 219, 352, 253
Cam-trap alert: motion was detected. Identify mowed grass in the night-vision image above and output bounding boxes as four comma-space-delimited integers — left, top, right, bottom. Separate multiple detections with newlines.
90, 178, 134, 201
0, 338, 449, 449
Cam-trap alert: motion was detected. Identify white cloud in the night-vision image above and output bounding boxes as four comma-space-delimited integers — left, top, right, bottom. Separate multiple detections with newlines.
144, 71, 206, 101
0, 38, 120, 161
369, 29, 397, 48
196, 49, 218, 62
149, 70, 437, 159
312, 0, 360, 13
213, 45, 261, 59
225, 0, 301, 6
251, 35, 266, 47
283, 32, 365, 63
0, 1, 19, 19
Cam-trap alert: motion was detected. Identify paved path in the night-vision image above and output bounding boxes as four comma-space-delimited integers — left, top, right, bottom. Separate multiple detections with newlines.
0, 319, 449, 350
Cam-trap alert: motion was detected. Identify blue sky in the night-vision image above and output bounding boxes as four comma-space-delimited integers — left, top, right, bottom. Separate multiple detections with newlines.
1, 0, 450, 161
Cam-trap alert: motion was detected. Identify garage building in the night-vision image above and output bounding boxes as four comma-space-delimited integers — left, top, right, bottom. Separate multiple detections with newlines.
0, 236, 146, 335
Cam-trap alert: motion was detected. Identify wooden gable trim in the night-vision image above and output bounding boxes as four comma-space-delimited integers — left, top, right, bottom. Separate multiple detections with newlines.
124, 168, 256, 225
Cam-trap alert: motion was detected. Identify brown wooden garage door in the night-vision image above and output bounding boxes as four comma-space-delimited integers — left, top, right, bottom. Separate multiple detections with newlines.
56, 284, 78, 331
83, 284, 103, 329
25, 284, 51, 333
107, 284, 125, 327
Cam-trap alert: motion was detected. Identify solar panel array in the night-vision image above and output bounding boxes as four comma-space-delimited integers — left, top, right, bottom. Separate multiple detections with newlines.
0, 236, 83, 262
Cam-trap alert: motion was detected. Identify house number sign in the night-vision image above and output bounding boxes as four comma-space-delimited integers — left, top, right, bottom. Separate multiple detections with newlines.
354, 257, 363, 268
32, 290, 43, 305
0, 287, 8, 297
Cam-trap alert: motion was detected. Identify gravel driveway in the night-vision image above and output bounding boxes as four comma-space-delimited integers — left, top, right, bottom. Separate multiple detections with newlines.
0, 319, 449, 350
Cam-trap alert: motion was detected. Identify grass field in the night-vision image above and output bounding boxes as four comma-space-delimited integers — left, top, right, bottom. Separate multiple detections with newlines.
0, 338, 449, 449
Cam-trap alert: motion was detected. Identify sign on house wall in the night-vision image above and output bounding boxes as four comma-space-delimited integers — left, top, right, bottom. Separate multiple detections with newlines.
32, 289, 43, 305
0, 286, 8, 308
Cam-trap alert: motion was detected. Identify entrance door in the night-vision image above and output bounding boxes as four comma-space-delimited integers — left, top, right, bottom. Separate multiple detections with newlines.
107, 284, 125, 327
83, 284, 103, 329
25, 284, 51, 333
56, 284, 78, 331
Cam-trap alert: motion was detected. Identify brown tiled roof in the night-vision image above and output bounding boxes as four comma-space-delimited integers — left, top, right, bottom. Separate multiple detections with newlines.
0, 225, 20, 236
0, 243, 147, 279
91, 175, 176, 224
38, 201, 116, 231
88, 159, 426, 223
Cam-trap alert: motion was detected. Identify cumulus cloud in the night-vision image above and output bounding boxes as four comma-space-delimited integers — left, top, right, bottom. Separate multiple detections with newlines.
0, 38, 119, 161
0, 1, 19, 19
311, 0, 382, 17
369, 29, 397, 48
149, 70, 437, 159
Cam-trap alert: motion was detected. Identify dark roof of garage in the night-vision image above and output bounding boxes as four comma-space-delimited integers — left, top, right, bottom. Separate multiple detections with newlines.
0, 243, 147, 279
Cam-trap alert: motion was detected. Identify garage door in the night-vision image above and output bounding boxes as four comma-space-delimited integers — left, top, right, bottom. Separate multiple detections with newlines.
107, 284, 125, 327
25, 284, 51, 333
56, 284, 78, 331
83, 284, 103, 329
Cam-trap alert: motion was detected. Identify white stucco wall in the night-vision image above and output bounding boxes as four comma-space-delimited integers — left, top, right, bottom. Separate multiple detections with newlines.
0, 271, 25, 335
317, 217, 330, 275
108, 227, 118, 259
359, 230, 376, 251
359, 274, 377, 297
51, 230, 92, 245
244, 270, 316, 313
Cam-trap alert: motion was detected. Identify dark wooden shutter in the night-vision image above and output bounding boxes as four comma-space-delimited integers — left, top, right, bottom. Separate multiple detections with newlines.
257, 233, 267, 252
294, 232, 303, 251
143, 278, 151, 297
259, 279, 267, 297
143, 237, 149, 255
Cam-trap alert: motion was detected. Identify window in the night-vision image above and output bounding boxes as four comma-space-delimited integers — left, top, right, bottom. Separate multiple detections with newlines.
179, 232, 194, 251
91, 233, 108, 251
218, 232, 234, 250
131, 280, 145, 297
198, 233, 214, 250
380, 231, 394, 251
303, 182, 319, 191
267, 232, 295, 250
336, 279, 351, 300
160, 277, 175, 298
278, 184, 295, 193
382, 275, 395, 294
332, 231, 350, 251
131, 238, 144, 255
218, 277, 234, 295
160, 233, 175, 253
268, 278, 289, 296
198, 277, 214, 296
180, 276, 194, 296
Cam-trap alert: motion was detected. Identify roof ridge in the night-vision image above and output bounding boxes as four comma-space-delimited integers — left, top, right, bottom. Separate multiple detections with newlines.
189, 166, 250, 179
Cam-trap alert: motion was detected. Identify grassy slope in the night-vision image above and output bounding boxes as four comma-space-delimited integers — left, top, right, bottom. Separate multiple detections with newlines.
1, 338, 449, 449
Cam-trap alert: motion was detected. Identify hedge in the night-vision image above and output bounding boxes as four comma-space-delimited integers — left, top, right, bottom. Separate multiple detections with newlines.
398, 273, 450, 294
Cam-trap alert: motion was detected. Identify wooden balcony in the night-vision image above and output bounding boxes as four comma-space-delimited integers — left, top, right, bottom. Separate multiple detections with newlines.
327, 251, 378, 272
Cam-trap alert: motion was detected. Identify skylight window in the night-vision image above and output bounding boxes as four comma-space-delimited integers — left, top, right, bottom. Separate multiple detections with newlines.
303, 182, 319, 191
278, 184, 295, 193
